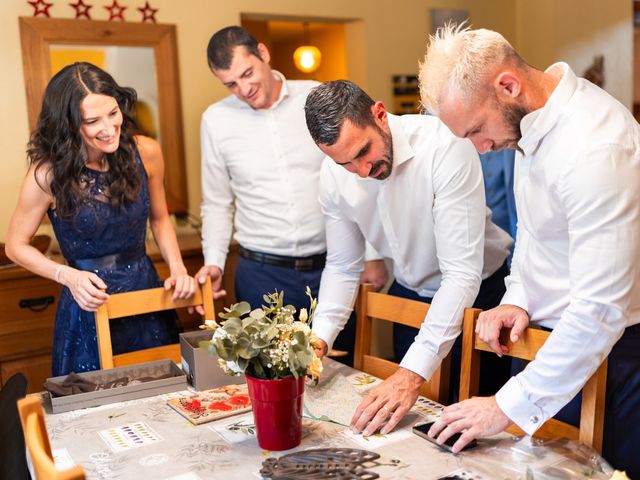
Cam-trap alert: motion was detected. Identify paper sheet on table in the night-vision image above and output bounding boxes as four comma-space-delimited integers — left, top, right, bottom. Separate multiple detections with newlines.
303, 374, 362, 426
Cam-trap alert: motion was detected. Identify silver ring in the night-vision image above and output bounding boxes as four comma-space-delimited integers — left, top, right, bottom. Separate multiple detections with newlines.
381, 405, 391, 415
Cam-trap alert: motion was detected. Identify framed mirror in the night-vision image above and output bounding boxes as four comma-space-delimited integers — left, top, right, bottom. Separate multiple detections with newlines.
19, 17, 188, 214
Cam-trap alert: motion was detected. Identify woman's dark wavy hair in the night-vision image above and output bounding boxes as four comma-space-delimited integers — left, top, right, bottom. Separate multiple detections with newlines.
28, 61, 141, 219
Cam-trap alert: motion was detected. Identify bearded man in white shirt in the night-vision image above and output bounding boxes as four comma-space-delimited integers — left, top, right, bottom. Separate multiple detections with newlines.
304, 80, 513, 437
419, 25, 640, 476
197, 27, 388, 366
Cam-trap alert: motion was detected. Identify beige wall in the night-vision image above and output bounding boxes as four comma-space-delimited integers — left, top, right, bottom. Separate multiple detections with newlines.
0, 0, 633, 239
516, 0, 632, 107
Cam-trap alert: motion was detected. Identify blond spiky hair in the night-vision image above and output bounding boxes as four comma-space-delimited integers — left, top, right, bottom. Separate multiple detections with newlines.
418, 24, 518, 114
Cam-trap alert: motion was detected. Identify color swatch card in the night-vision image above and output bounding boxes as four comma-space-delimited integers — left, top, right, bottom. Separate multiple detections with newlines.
98, 421, 162, 453
167, 384, 252, 425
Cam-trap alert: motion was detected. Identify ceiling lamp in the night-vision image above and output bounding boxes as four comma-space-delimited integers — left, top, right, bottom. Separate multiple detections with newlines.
293, 22, 321, 73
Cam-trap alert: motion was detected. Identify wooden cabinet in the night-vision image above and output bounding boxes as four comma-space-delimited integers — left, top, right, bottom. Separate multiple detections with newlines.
0, 233, 223, 394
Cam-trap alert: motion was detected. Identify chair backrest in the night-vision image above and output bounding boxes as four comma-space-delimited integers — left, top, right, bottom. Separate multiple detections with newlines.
459, 310, 607, 453
354, 284, 477, 404
17, 396, 85, 480
95, 276, 215, 369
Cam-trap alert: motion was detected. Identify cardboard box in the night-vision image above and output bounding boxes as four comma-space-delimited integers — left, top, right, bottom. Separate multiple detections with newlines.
47, 360, 186, 413
179, 330, 245, 390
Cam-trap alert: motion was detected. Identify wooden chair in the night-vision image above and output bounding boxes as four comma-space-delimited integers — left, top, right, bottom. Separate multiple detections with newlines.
459, 310, 608, 452
94, 276, 215, 369
17, 396, 85, 480
354, 284, 478, 404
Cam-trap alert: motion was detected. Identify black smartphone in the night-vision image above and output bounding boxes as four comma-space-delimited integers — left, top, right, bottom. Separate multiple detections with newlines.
412, 421, 477, 453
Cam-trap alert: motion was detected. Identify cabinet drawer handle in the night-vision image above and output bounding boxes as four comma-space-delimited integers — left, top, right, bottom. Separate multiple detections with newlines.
19, 296, 55, 312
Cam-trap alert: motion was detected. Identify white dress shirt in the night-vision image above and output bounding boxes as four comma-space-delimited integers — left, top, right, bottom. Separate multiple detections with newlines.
495, 63, 640, 434
312, 114, 512, 380
200, 72, 326, 269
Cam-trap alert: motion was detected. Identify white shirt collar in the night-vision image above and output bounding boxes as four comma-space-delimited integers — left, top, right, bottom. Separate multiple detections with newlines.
518, 62, 576, 156
269, 70, 289, 109
387, 114, 415, 171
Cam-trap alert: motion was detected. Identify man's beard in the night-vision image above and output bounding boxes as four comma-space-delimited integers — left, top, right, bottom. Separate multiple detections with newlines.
495, 102, 528, 152
370, 128, 393, 180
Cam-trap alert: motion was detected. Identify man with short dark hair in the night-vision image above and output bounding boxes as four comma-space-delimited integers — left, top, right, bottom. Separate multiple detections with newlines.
196, 28, 387, 365
305, 80, 512, 436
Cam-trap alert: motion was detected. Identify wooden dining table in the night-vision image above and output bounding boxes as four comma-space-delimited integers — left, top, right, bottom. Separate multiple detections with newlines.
41, 358, 615, 479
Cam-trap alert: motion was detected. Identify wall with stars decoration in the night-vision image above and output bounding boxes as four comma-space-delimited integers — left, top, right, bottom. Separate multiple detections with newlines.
0, 0, 634, 237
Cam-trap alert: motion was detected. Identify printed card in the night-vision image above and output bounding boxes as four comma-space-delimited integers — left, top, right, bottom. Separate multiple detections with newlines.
52, 448, 77, 471
208, 412, 258, 445
167, 384, 252, 425
342, 427, 414, 449
98, 421, 162, 453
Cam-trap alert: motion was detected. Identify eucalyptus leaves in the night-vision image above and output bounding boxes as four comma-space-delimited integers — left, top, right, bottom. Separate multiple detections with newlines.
207, 287, 324, 381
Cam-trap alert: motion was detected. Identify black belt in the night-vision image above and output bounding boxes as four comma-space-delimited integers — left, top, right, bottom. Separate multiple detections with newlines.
238, 246, 326, 271
69, 247, 146, 271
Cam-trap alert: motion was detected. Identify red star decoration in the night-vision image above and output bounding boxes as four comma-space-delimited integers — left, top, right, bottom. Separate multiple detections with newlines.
137, 1, 158, 23
104, 0, 127, 21
69, 0, 92, 19
27, 0, 53, 17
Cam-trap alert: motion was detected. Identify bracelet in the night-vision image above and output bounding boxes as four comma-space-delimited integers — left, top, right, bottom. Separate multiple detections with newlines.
54, 264, 65, 283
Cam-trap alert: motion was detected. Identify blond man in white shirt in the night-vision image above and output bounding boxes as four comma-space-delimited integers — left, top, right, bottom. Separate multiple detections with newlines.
197, 27, 387, 365
419, 25, 640, 476
304, 80, 512, 437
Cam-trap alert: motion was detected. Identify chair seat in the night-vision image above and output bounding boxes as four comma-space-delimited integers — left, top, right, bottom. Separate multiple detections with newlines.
0, 373, 30, 480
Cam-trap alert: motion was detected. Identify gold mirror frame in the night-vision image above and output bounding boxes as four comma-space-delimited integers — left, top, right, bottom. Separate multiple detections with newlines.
18, 16, 188, 214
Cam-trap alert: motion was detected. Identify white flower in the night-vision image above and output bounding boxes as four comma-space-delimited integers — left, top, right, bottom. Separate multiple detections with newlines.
225, 360, 243, 374
213, 328, 228, 340
199, 319, 219, 330
299, 308, 308, 322
292, 322, 310, 335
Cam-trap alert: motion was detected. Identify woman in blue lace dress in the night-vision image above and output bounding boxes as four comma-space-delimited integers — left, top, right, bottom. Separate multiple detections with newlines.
5, 62, 196, 376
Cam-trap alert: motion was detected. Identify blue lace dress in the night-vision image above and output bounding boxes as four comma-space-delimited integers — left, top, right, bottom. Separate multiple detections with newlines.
48, 154, 180, 376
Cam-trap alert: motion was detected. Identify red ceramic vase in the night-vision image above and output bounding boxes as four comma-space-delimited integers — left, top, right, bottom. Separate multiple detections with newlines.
245, 374, 305, 451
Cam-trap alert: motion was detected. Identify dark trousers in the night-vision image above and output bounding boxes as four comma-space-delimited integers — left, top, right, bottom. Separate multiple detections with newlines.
512, 324, 640, 477
234, 255, 356, 366
392, 262, 512, 404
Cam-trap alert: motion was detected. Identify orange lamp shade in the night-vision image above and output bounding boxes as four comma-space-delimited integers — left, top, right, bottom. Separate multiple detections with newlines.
293, 45, 321, 73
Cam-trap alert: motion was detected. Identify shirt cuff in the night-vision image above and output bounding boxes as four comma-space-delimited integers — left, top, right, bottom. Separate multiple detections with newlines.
398, 341, 439, 381
203, 248, 227, 273
495, 376, 546, 435
364, 242, 384, 262
312, 317, 341, 353
500, 284, 528, 311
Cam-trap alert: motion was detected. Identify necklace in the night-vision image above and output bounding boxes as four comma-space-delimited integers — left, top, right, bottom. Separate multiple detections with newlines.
86, 155, 108, 172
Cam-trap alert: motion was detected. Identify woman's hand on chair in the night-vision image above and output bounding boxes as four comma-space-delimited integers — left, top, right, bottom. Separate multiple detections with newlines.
164, 264, 196, 300
59, 267, 109, 312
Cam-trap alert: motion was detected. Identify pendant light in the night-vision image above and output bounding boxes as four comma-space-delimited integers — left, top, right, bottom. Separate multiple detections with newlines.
293, 22, 321, 74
